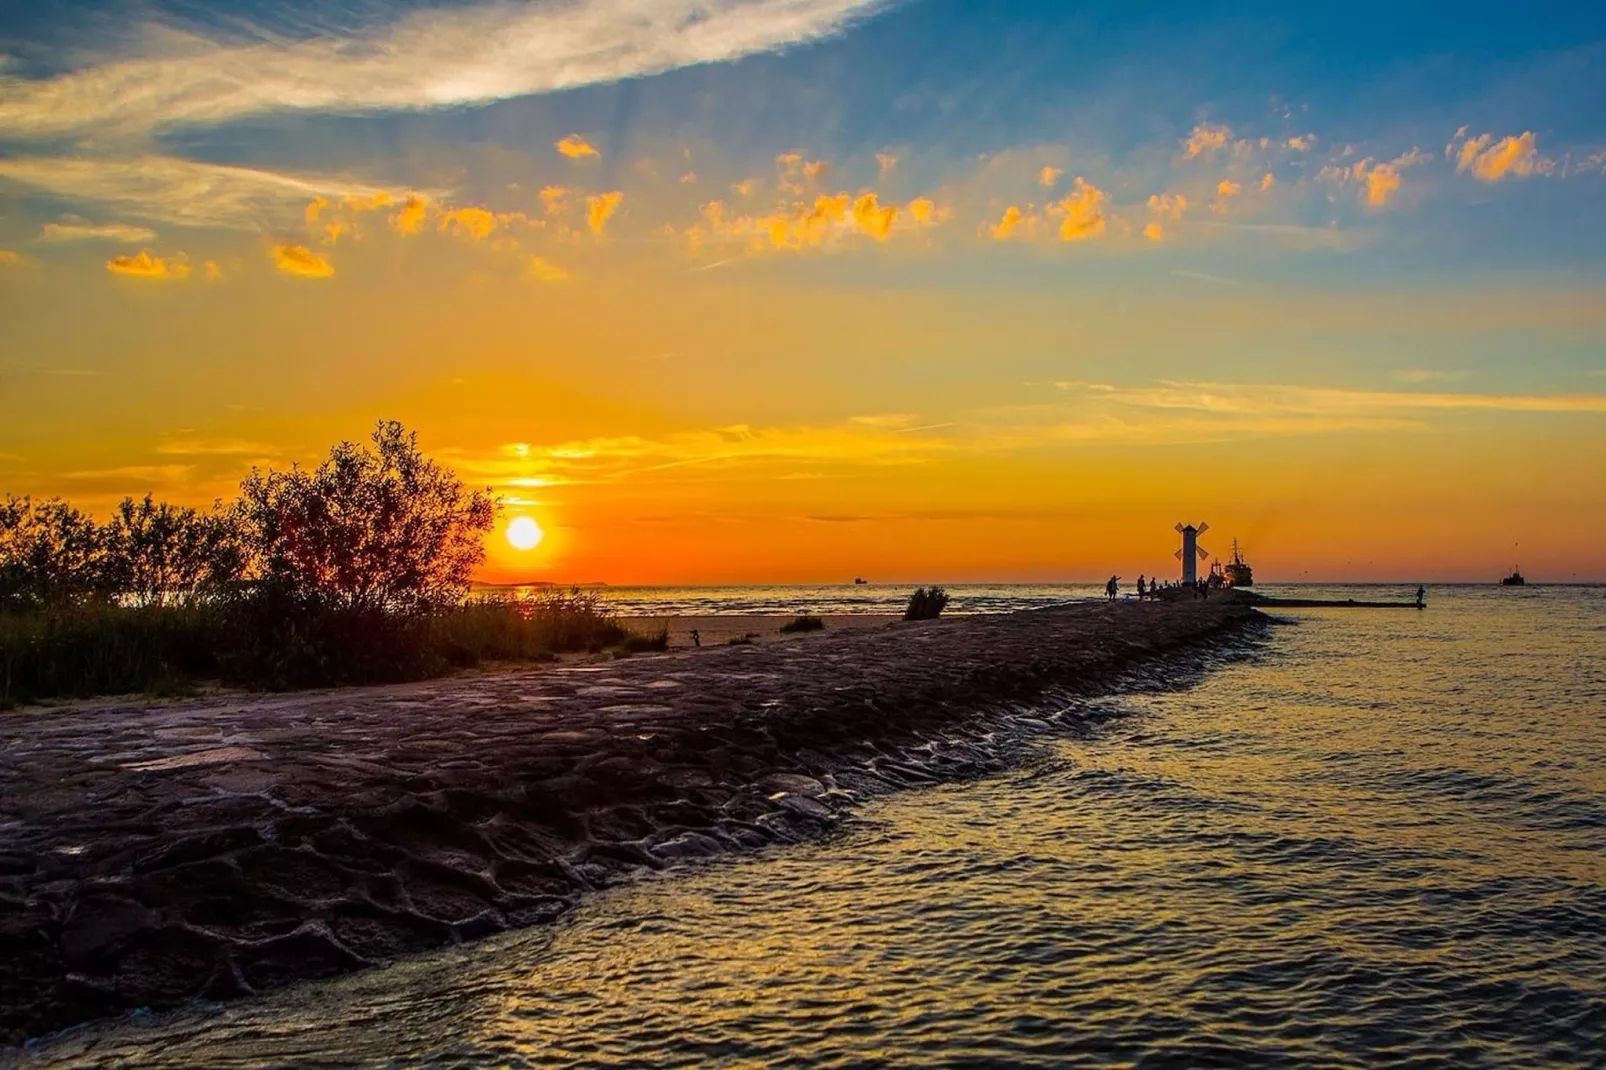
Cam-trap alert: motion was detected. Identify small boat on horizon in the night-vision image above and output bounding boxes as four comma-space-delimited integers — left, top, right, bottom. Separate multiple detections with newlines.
853, 577, 868, 585
1500, 568, 1526, 586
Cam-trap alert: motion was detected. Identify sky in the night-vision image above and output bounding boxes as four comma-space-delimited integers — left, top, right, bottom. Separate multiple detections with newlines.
1, 0, 1604, 584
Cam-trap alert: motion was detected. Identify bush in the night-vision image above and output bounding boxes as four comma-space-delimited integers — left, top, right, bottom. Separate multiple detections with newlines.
780, 615, 825, 634
904, 586, 950, 621
618, 627, 669, 654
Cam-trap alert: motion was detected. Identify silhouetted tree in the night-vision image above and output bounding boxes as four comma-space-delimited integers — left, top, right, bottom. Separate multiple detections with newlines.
0, 496, 113, 609
236, 420, 497, 614
102, 495, 246, 607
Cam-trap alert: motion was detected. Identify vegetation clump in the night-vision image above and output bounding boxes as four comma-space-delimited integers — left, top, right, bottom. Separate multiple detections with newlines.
780, 614, 826, 634
0, 421, 639, 707
904, 586, 950, 621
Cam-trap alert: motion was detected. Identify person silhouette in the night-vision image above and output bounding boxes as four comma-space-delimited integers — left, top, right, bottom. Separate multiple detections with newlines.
1137, 575, 1147, 600
1415, 585, 1425, 608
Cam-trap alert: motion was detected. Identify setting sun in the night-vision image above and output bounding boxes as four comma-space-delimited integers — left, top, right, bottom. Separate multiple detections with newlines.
506, 516, 544, 552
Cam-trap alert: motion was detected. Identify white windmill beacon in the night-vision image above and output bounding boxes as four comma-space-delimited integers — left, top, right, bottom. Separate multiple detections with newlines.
1175, 521, 1210, 585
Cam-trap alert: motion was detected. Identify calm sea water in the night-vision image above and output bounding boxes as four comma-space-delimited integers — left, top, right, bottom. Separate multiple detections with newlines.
27, 585, 1606, 1068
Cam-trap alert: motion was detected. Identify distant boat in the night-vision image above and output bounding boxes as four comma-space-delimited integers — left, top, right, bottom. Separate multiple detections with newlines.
1224, 539, 1254, 588
853, 577, 868, 585
1500, 568, 1526, 586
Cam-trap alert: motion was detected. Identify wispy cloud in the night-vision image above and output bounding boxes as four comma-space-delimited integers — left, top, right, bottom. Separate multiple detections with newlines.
38, 219, 156, 243
1060, 379, 1606, 416
272, 244, 334, 278
0, 0, 892, 140
0, 155, 402, 230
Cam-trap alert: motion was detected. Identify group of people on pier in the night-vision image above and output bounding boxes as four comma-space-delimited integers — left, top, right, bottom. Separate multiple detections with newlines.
1106, 573, 1222, 602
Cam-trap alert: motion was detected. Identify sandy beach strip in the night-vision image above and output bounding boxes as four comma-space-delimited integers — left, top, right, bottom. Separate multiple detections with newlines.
0, 597, 1265, 1045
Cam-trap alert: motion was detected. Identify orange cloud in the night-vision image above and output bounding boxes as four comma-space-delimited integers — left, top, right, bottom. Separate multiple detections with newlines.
1323, 149, 1426, 208
586, 191, 623, 235
0, 250, 22, 265
527, 255, 568, 282
1053, 178, 1106, 241
1258, 172, 1275, 192
803, 160, 830, 182
305, 196, 330, 223
876, 152, 898, 176
1039, 166, 1063, 188
852, 193, 897, 240
390, 194, 429, 235
1184, 123, 1232, 158
1143, 222, 1164, 242
989, 205, 1029, 240
539, 186, 568, 217
1217, 179, 1242, 198
1454, 131, 1543, 182
272, 243, 334, 278
556, 134, 599, 159
1287, 135, 1315, 152
909, 197, 936, 224
731, 178, 761, 197
1147, 192, 1188, 221
344, 191, 394, 212
204, 260, 223, 281
324, 221, 347, 243
105, 249, 188, 279
680, 172, 698, 184
439, 206, 497, 240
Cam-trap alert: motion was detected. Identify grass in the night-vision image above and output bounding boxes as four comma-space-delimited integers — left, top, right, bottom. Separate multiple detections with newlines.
904, 586, 950, 621
780, 614, 826, 634
0, 589, 644, 708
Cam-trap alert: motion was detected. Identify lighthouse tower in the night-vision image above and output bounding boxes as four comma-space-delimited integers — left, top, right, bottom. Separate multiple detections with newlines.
1175, 522, 1210, 585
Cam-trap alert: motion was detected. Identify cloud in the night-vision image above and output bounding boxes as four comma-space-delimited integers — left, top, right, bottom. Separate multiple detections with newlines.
1143, 222, 1164, 242
909, 197, 936, 224
204, 260, 223, 281
1392, 369, 1470, 384
527, 255, 569, 282
1258, 172, 1275, 192
803, 160, 830, 182
452, 419, 947, 488
851, 193, 897, 239
586, 191, 624, 235
1322, 149, 1426, 208
1452, 131, 1545, 182
0, 155, 401, 230
851, 412, 920, 428
1052, 178, 1106, 241
439, 206, 497, 240
1169, 269, 1239, 286
0, 0, 893, 140
539, 186, 569, 217
390, 194, 430, 235
105, 249, 188, 279
1183, 123, 1233, 158
61, 465, 195, 484
155, 438, 275, 456
272, 244, 334, 278
1147, 193, 1188, 221
0, 250, 23, 265
556, 134, 600, 159
988, 206, 1030, 240
1038, 166, 1063, 188
1069, 379, 1606, 416
1287, 135, 1315, 152
38, 219, 157, 243
876, 153, 899, 176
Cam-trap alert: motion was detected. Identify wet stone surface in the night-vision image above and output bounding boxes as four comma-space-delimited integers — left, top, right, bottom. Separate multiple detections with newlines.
0, 599, 1263, 1044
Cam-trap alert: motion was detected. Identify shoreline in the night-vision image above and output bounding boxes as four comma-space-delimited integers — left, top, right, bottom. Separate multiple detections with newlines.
0, 597, 1266, 1045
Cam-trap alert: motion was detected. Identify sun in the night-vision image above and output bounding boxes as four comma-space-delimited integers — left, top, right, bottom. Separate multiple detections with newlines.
506, 515, 544, 552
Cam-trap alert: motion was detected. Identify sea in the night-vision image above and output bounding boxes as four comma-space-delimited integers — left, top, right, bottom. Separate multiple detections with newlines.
23, 584, 1606, 1068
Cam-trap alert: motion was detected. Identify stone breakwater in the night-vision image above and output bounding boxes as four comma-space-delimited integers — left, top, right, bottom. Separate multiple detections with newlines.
0, 598, 1265, 1044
